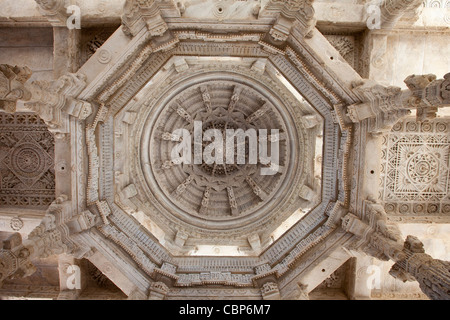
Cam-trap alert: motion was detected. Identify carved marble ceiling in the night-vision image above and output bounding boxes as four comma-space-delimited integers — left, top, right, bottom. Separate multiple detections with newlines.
0, 0, 449, 301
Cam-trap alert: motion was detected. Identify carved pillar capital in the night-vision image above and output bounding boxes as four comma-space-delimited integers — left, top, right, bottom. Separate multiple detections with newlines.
341, 200, 404, 261
347, 73, 450, 127
34, 0, 70, 27
404, 73, 450, 121
0, 65, 93, 134
0, 198, 98, 284
262, 0, 316, 37
0, 233, 36, 283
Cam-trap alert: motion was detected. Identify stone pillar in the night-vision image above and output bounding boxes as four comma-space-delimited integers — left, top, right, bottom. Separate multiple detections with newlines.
347, 73, 450, 132
389, 236, 450, 300
0, 197, 97, 284
380, 0, 423, 29
53, 27, 82, 79
341, 200, 450, 300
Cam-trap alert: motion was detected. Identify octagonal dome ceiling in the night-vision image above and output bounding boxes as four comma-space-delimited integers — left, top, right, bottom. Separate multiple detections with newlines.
109, 56, 325, 255
65, 0, 357, 291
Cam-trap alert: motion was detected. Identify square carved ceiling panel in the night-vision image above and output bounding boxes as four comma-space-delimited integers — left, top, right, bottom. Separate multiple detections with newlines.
0, 113, 55, 209
381, 118, 450, 222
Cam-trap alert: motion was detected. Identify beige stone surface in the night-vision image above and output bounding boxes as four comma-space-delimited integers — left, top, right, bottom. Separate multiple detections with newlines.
0, 0, 448, 301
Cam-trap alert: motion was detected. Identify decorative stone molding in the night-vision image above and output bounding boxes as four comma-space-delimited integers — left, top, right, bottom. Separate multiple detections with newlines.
347, 73, 450, 125
261, 281, 281, 300
121, 0, 180, 38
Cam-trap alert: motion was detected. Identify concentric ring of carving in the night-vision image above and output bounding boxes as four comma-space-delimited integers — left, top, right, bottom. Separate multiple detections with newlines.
149, 80, 289, 220
133, 68, 312, 235
407, 153, 439, 185
14, 148, 42, 174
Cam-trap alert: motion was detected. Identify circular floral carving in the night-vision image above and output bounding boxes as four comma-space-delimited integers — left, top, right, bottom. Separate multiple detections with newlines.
10, 217, 24, 231
443, 204, 450, 213
15, 149, 40, 173
97, 49, 112, 64
213, 3, 227, 20
385, 203, 396, 213
148, 80, 290, 221
407, 153, 439, 184
9, 143, 49, 179
436, 122, 447, 133
399, 204, 410, 214
421, 122, 433, 132
134, 69, 315, 237
406, 121, 418, 132
413, 204, 424, 214
392, 121, 403, 132
427, 203, 439, 214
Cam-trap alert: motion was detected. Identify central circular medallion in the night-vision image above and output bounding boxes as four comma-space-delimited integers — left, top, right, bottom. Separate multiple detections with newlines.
407, 153, 439, 184
138, 73, 306, 233
10, 143, 46, 178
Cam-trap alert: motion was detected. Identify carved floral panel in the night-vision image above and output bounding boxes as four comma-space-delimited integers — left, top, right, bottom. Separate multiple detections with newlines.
381, 118, 450, 220
0, 112, 55, 208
